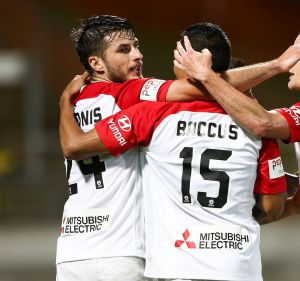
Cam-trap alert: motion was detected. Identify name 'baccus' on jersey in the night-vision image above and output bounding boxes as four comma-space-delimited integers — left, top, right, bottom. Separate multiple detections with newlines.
176, 121, 239, 140
74, 107, 102, 127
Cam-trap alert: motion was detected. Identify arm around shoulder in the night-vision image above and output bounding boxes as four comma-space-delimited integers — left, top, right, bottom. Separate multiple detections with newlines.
59, 87, 108, 160
60, 127, 107, 161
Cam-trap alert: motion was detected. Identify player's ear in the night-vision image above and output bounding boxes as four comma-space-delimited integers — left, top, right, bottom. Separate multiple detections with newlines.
88, 56, 105, 74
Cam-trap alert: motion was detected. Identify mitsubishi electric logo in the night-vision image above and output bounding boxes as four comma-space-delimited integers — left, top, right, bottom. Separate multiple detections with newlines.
60, 209, 111, 236
118, 115, 131, 132
175, 229, 196, 248
174, 226, 251, 251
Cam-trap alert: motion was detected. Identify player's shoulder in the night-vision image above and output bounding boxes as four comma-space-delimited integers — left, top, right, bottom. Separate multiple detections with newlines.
129, 100, 227, 118
179, 100, 226, 114
74, 82, 113, 103
74, 79, 147, 101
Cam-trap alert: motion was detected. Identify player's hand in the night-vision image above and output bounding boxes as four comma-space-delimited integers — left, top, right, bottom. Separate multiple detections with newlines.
277, 35, 300, 72
173, 36, 213, 82
61, 72, 90, 100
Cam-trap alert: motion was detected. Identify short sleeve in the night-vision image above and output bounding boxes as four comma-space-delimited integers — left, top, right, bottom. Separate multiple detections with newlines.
95, 102, 156, 156
254, 138, 287, 194
276, 102, 300, 143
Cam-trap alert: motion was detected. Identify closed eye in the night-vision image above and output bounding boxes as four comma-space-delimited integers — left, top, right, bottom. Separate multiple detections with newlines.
117, 44, 131, 53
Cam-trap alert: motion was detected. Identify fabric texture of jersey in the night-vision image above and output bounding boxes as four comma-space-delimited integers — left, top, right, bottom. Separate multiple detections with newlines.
96, 101, 287, 280
56, 78, 172, 264
276, 101, 300, 143
56, 256, 150, 281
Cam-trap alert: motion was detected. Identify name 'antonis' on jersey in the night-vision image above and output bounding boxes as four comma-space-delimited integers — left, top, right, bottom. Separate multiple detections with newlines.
74, 107, 102, 127
177, 120, 239, 140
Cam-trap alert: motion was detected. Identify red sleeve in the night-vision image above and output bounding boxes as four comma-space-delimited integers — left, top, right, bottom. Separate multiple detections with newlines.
75, 78, 173, 110
114, 78, 173, 108
138, 78, 173, 102
254, 138, 287, 194
95, 102, 157, 156
276, 102, 300, 143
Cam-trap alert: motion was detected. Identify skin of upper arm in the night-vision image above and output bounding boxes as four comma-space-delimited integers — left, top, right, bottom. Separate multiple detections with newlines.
165, 79, 213, 102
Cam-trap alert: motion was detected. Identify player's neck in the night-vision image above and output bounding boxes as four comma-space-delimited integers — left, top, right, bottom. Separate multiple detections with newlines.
91, 74, 111, 83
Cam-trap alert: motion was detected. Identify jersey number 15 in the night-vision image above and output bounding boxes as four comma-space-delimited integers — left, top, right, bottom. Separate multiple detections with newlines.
180, 147, 232, 208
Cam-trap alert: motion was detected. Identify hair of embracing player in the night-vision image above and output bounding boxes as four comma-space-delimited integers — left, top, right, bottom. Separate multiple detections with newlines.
180, 22, 231, 72
70, 15, 136, 74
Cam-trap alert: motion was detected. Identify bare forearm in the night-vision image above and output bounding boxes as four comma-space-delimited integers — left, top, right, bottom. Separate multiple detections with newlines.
223, 60, 281, 92
254, 208, 275, 225
256, 198, 299, 225
255, 188, 300, 225
223, 41, 300, 91
200, 70, 274, 137
59, 97, 106, 160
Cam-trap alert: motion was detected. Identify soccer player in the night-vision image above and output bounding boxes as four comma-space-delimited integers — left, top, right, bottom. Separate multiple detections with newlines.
57, 18, 300, 280
59, 43, 288, 281
174, 35, 300, 224
94, 87, 288, 281
56, 15, 153, 281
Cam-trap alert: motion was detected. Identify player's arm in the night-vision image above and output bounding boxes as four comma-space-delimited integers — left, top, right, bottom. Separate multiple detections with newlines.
176, 66, 290, 139
255, 173, 300, 224
251, 138, 288, 224
59, 74, 107, 160
220, 37, 300, 92
173, 36, 300, 138
254, 192, 287, 224
255, 190, 300, 225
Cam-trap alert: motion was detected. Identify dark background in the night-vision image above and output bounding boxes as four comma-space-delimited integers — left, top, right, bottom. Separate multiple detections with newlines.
0, 0, 300, 280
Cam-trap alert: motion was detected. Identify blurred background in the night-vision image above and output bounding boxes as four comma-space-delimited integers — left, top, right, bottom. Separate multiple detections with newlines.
0, 0, 300, 280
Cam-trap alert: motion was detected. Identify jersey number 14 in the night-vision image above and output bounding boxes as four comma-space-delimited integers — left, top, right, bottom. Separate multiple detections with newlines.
66, 156, 106, 195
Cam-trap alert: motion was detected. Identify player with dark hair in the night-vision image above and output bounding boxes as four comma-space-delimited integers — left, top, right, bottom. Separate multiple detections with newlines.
174, 34, 300, 224
56, 15, 148, 281
180, 22, 231, 72
70, 15, 137, 78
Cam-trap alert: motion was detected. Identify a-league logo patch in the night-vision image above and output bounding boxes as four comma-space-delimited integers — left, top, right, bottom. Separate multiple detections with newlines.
268, 157, 284, 179
140, 79, 165, 101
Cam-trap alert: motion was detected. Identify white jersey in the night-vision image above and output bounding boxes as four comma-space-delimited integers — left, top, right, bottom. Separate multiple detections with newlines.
56, 79, 172, 264
96, 101, 287, 280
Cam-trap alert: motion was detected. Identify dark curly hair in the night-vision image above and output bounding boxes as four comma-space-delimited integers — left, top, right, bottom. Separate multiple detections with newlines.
229, 57, 246, 69
71, 15, 135, 73
180, 22, 231, 72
